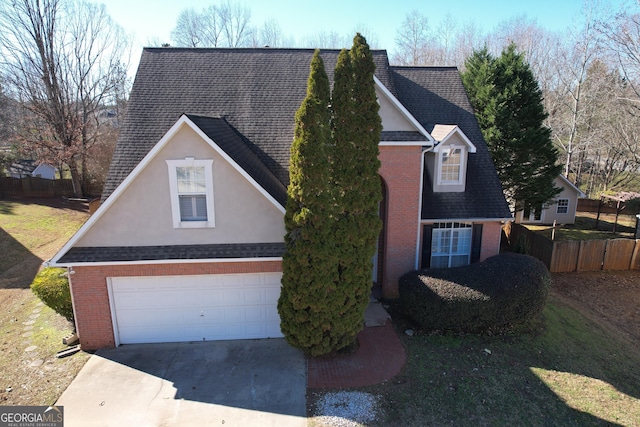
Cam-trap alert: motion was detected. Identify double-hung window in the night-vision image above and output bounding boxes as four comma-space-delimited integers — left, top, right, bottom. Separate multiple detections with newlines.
167, 158, 214, 228
556, 199, 569, 214
438, 146, 465, 185
430, 222, 473, 268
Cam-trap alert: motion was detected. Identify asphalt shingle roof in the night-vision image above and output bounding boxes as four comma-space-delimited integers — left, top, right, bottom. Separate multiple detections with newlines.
103, 48, 394, 200
185, 114, 287, 206
102, 50, 510, 228
58, 243, 286, 264
390, 66, 511, 220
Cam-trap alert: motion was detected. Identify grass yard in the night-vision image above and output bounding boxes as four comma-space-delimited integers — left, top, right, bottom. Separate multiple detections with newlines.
0, 198, 90, 406
526, 212, 637, 241
310, 271, 640, 426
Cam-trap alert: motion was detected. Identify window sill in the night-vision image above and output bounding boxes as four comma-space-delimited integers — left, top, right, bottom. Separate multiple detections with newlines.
173, 221, 215, 229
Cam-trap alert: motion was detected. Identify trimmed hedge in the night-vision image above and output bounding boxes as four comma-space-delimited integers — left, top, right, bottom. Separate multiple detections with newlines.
30, 267, 74, 322
399, 253, 549, 332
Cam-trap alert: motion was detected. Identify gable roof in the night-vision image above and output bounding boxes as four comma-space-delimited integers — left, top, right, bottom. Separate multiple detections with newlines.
430, 125, 476, 153
103, 47, 396, 200
390, 66, 511, 220
556, 175, 586, 199
103, 49, 510, 221
185, 114, 287, 206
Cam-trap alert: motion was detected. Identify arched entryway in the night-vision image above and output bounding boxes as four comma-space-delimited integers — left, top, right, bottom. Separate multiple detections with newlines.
372, 176, 388, 297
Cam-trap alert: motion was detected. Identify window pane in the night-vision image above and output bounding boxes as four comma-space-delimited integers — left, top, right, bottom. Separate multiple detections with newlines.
430, 223, 472, 269
179, 195, 207, 221
430, 256, 449, 268
441, 148, 461, 182
557, 199, 569, 214
177, 166, 206, 193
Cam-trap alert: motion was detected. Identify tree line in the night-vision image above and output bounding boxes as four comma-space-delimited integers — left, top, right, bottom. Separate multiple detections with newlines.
1, 0, 639, 199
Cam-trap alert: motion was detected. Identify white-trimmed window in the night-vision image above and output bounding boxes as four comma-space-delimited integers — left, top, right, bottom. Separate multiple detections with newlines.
556, 199, 569, 214
431, 222, 473, 268
167, 158, 215, 228
438, 146, 464, 185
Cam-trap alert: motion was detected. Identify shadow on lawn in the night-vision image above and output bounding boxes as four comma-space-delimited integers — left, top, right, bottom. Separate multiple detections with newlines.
0, 227, 43, 289
381, 298, 639, 426
0, 196, 89, 213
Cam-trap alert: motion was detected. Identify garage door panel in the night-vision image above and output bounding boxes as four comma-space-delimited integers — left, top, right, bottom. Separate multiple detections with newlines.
110, 273, 283, 344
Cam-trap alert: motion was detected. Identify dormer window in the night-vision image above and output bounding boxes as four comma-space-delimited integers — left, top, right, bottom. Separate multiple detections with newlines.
427, 125, 477, 193
439, 147, 463, 184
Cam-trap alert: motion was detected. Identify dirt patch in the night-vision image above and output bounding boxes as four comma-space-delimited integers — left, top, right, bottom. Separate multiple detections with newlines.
551, 270, 640, 344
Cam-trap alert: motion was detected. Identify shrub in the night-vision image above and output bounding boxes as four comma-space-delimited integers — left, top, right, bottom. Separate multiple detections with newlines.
399, 253, 549, 332
31, 267, 74, 322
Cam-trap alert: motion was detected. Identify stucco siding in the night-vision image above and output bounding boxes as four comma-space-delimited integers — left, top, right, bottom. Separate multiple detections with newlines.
376, 86, 416, 132
76, 125, 285, 247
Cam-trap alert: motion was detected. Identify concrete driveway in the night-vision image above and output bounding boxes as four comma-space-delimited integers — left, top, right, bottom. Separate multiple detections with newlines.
56, 339, 307, 427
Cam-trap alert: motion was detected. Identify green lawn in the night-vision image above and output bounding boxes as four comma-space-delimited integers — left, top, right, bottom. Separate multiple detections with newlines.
526, 212, 636, 241
372, 295, 640, 426
0, 198, 90, 405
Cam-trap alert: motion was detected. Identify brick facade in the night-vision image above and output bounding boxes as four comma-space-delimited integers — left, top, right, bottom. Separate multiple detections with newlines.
378, 145, 423, 298
70, 261, 282, 350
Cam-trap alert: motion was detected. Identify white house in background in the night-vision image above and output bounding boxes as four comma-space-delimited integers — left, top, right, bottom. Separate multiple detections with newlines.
516, 175, 586, 225
6, 160, 57, 180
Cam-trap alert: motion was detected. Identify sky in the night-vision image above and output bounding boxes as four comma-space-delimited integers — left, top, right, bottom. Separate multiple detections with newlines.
99, 0, 629, 75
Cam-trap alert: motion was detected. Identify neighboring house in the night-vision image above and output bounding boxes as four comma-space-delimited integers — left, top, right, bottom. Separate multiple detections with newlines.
515, 175, 586, 225
49, 48, 511, 350
6, 159, 57, 180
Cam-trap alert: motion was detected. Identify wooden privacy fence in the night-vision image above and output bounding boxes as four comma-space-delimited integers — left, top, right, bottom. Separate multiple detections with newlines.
0, 176, 75, 198
505, 223, 640, 273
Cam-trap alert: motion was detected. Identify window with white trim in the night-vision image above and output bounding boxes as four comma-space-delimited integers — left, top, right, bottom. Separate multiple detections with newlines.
167, 158, 215, 228
556, 198, 569, 214
438, 146, 464, 185
431, 222, 473, 268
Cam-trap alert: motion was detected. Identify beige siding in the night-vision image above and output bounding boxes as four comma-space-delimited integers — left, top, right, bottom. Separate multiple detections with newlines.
77, 125, 285, 247
541, 177, 581, 225
376, 86, 416, 132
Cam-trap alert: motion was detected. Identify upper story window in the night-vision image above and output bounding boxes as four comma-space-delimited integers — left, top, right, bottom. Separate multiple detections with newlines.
440, 147, 462, 183
556, 198, 569, 214
167, 158, 215, 228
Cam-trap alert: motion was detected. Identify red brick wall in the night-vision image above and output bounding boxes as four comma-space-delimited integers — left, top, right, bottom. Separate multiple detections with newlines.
479, 221, 503, 261
69, 261, 282, 350
378, 146, 423, 298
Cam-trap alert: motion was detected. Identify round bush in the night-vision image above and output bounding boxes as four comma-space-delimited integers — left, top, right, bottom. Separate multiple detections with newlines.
399, 253, 549, 332
31, 267, 73, 322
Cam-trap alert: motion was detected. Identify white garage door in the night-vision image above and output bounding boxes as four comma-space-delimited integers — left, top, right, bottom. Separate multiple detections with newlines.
109, 273, 283, 344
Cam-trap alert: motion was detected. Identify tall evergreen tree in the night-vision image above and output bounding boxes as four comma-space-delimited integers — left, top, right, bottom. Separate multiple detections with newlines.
330, 34, 383, 345
462, 44, 561, 212
278, 51, 341, 356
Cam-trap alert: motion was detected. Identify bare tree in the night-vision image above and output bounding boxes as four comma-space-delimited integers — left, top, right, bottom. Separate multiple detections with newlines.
600, 3, 640, 102
0, 0, 131, 196
171, 8, 208, 47
547, 2, 602, 183
259, 19, 285, 47
218, 0, 251, 47
392, 11, 431, 65
172, 1, 252, 48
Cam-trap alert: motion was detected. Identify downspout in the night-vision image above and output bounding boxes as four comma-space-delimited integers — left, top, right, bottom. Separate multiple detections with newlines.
414, 144, 435, 269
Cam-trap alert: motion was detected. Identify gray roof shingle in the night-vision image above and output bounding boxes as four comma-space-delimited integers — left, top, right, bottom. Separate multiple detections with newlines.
185, 114, 287, 206
389, 66, 511, 220
103, 50, 509, 222
103, 48, 394, 200
58, 243, 285, 263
